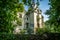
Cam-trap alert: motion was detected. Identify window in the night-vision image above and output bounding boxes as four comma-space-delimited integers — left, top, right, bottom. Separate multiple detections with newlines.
36, 15, 40, 21
19, 14, 22, 18
27, 17, 28, 20
26, 23, 29, 28
37, 23, 39, 27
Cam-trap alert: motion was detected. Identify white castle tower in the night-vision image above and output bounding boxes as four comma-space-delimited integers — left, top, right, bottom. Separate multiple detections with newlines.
13, 0, 44, 34
24, 3, 44, 34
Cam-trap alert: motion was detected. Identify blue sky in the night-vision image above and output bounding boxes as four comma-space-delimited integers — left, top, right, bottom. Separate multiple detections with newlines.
39, 0, 50, 22
25, 0, 50, 22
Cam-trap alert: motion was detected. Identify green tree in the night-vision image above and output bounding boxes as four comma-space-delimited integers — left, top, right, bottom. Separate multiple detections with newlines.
45, 0, 60, 32
0, 0, 42, 33
0, 0, 24, 33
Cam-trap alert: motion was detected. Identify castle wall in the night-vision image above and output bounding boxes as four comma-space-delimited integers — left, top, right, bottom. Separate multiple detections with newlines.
34, 12, 38, 33
39, 15, 43, 28
13, 4, 44, 34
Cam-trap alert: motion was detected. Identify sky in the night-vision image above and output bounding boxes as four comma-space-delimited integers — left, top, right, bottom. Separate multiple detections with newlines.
25, 0, 50, 22
39, 0, 50, 22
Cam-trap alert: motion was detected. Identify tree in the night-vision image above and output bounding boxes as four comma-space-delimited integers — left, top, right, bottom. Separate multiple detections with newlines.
0, 0, 24, 33
45, 0, 60, 32
0, 0, 42, 33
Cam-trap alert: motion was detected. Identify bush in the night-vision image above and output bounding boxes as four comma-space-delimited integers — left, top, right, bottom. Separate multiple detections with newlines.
36, 28, 45, 35
0, 33, 60, 40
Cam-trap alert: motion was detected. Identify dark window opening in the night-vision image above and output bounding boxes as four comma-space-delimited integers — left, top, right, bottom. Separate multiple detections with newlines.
26, 23, 29, 28
19, 14, 22, 18
27, 17, 28, 20
37, 23, 39, 27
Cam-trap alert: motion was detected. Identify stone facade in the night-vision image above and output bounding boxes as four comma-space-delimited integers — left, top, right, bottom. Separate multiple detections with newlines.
14, 4, 44, 34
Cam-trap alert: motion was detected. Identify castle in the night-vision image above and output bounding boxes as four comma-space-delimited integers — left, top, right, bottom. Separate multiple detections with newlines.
13, 3, 44, 34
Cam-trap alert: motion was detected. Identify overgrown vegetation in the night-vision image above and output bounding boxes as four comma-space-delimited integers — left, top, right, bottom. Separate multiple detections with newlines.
45, 0, 60, 33
0, 33, 60, 40
0, 0, 24, 33
0, 0, 42, 33
0, 0, 60, 40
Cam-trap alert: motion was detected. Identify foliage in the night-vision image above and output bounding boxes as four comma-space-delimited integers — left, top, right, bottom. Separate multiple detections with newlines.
0, 0, 42, 33
22, 0, 41, 6
20, 29, 26, 34
0, 33, 60, 40
17, 18, 22, 26
0, 0, 24, 33
36, 28, 45, 35
45, 0, 60, 32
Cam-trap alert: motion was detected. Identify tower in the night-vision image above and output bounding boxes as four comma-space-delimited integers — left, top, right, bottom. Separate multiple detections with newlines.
24, 2, 44, 34
13, 2, 44, 34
